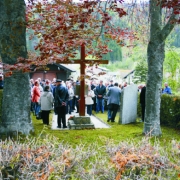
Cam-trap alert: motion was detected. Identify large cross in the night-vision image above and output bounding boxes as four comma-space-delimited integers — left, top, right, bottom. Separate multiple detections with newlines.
60, 44, 108, 116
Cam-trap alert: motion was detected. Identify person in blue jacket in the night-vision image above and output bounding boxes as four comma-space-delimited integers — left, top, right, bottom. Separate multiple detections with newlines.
162, 82, 171, 94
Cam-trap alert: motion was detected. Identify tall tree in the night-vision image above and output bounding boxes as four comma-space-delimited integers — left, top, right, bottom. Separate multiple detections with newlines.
143, 0, 177, 136
0, 0, 33, 134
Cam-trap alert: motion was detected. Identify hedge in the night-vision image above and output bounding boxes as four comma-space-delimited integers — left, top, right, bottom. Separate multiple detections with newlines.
137, 93, 180, 128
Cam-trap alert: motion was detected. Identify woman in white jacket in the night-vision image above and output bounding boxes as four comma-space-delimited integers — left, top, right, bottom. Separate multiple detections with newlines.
85, 86, 95, 116
39, 86, 54, 125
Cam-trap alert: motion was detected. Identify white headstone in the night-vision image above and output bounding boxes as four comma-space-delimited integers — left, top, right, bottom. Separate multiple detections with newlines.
119, 84, 138, 124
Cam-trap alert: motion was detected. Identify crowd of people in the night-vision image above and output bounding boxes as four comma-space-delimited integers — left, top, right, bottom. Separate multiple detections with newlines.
30, 78, 126, 127
30, 77, 172, 127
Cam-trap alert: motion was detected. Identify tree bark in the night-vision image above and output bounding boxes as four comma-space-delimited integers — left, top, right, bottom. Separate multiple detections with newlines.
143, 0, 175, 136
0, 0, 33, 134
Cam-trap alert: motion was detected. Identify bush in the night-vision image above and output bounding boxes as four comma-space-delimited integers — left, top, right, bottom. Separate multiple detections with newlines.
137, 93, 180, 128
160, 94, 180, 128
0, 135, 179, 180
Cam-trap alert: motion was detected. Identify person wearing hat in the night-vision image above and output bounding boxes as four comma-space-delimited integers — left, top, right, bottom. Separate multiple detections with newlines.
54, 79, 69, 128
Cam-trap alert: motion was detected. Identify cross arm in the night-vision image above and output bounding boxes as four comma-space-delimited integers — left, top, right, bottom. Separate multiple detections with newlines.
59, 60, 108, 64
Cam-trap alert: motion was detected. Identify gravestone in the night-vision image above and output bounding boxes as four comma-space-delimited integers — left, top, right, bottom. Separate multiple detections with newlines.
119, 84, 138, 124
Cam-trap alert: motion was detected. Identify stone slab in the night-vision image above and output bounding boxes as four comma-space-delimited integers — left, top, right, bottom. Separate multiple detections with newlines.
119, 84, 138, 124
68, 116, 95, 129
51, 111, 110, 130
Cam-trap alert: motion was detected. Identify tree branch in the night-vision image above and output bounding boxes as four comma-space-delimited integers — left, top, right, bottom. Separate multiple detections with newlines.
160, 13, 176, 41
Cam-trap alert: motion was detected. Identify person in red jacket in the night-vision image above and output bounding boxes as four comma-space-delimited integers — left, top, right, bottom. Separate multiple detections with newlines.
32, 80, 41, 116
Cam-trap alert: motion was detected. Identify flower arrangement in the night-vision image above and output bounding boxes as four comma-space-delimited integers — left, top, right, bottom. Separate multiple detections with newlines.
68, 116, 74, 120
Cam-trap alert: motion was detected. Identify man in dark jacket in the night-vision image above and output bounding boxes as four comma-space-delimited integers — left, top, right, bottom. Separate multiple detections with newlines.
54, 79, 69, 128
140, 84, 146, 122
94, 80, 106, 113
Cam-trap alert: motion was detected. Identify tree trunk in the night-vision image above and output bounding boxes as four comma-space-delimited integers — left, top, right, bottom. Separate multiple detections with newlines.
0, 0, 33, 134
143, 0, 175, 136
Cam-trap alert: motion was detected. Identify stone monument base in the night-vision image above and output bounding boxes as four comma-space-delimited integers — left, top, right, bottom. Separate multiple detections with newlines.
68, 116, 95, 130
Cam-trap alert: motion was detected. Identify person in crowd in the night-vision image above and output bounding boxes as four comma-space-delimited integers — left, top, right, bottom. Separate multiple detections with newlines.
139, 84, 146, 122
50, 80, 56, 95
30, 79, 34, 112
37, 78, 44, 94
30, 79, 34, 88
66, 83, 74, 114
76, 78, 80, 85
0, 75, 4, 89
94, 80, 106, 113
39, 86, 54, 125
75, 95, 80, 113
44, 79, 50, 88
90, 80, 96, 91
107, 80, 114, 119
106, 82, 121, 122
162, 82, 172, 94
71, 81, 76, 111
121, 81, 128, 90
108, 80, 114, 88
90, 80, 96, 111
32, 80, 41, 116
138, 84, 142, 92
104, 82, 109, 89
85, 85, 95, 116
54, 79, 69, 128
52, 77, 56, 83
74, 79, 80, 113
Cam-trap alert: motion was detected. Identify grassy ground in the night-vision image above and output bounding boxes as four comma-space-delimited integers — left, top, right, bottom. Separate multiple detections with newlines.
31, 110, 180, 147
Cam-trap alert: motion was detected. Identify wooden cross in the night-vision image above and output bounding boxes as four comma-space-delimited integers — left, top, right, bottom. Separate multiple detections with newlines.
60, 44, 108, 116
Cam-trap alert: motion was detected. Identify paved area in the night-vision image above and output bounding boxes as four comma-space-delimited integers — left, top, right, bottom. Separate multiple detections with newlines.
51, 111, 110, 130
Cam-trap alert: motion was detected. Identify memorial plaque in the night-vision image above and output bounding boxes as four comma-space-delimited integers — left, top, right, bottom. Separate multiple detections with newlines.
119, 84, 138, 124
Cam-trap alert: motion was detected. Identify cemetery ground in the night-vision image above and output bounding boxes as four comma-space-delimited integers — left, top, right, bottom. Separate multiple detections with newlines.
31, 110, 180, 146
1, 109, 180, 179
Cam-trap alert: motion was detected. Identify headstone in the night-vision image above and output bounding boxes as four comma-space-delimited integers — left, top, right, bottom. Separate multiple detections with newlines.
119, 84, 138, 124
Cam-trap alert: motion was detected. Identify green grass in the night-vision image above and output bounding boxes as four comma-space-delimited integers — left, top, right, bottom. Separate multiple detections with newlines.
30, 110, 180, 147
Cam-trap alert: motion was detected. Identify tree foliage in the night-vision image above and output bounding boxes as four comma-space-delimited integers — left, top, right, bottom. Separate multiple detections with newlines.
163, 49, 180, 91
133, 60, 148, 84
22, 1, 133, 69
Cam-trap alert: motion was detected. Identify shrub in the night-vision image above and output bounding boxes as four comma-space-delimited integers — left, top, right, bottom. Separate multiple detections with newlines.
160, 94, 180, 128
0, 135, 179, 179
137, 93, 180, 128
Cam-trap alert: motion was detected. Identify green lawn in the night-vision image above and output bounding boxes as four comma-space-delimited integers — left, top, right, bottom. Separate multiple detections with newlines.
31, 110, 180, 147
